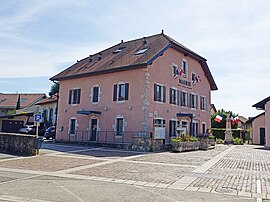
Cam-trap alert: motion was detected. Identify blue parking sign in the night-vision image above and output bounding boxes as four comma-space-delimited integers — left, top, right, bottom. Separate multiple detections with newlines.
34, 114, 42, 123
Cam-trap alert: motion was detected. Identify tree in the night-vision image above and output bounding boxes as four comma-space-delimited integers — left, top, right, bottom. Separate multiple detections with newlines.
49, 82, 59, 96
211, 109, 239, 139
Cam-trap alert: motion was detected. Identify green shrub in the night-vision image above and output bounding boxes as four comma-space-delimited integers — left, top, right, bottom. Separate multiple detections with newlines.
208, 135, 215, 139
233, 137, 243, 145
171, 134, 198, 142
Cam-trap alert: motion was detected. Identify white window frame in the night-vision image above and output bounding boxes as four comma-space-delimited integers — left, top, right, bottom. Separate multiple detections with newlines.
181, 91, 188, 107
182, 59, 188, 78
191, 72, 196, 83
192, 121, 199, 136
170, 87, 178, 105
154, 83, 166, 103
200, 96, 207, 111
190, 93, 197, 109
202, 122, 206, 134
90, 84, 100, 104
172, 63, 179, 78
115, 115, 125, 136
69, 88, 81, 105
180, 119, 188, 134
69, 117, 78, 136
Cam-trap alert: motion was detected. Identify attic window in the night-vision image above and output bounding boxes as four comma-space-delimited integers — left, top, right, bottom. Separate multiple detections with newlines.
113, 47, 125, 54
135, 48, 148, 55
20, 98, 27, 103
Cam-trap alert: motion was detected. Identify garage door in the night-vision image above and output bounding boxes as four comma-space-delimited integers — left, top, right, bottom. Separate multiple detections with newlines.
2, 120, 24, 133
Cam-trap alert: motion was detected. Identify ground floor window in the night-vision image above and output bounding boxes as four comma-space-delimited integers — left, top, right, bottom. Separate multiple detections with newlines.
69, 118, 77, 135
202, 122, 206, 134
192, 122, 199, 136
116, 118, 124, 136
169, 120, 180, 136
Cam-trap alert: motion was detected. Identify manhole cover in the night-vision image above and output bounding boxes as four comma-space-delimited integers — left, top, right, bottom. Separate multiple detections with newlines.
215, 187, 236, 193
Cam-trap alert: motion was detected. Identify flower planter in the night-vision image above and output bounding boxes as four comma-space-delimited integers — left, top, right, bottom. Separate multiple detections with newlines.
198, 136, 216, 150
171, 141, 199, 152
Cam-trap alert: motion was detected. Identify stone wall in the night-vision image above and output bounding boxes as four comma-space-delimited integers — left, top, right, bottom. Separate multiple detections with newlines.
0, 132, 42, 156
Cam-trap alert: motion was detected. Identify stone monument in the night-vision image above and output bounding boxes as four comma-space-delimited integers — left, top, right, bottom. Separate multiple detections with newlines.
224, 114, 233, 144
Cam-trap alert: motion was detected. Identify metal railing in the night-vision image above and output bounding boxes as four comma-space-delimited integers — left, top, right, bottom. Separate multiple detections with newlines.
67, 131, 151, 144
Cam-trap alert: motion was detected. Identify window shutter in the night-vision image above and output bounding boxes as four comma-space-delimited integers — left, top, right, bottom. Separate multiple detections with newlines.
169, 88, 172, 104
188, 93, 191, 108
205, 97, 208, 110
179, 91, 183, 106
177, 90, 180, 106
196, 95, 198, 109
163, 86, 166, 103
77, 89, 81, 104
68, 90, 72, 104
113, 84, 117, 101
125, 83, 129, 100
154, 84, 157, 101
200, 96, 203, 110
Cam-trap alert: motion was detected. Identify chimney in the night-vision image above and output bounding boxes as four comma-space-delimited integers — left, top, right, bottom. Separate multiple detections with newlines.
98, 53, 102, 61
89, 55, 93, 62
143, 37, 147, 44
121, 40, 123, 43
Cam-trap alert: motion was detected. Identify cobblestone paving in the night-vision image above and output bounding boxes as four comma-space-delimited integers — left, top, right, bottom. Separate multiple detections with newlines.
190, 145, 270, 198
0, 155, 103, 172
131, 144, 229, 166
72, 161, 192, 184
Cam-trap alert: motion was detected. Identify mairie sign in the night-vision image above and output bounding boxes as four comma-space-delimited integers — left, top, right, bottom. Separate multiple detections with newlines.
34, 114, 42, 123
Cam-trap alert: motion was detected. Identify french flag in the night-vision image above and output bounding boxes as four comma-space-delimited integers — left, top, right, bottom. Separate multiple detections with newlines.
234, 115, 239, 124
214, 114, 223, 123
230, 114, 235, 125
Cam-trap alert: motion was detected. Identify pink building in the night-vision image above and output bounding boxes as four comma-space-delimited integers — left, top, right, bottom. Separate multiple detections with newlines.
250, 96, 270, 147
50, 32, 217, 146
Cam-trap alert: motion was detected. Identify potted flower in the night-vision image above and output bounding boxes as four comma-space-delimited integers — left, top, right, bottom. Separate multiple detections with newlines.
171, 134, 199, 152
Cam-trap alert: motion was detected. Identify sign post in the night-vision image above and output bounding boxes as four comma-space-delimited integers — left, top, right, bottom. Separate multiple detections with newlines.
34, 114, 42, 137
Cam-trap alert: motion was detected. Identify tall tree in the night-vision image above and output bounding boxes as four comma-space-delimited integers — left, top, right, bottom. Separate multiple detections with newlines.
49, 82, 59, 96
15, 95, 21, 110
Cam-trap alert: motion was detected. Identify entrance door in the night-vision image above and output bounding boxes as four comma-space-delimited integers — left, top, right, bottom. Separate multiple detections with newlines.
90, 118, 98, 141
259, 127, 265, 145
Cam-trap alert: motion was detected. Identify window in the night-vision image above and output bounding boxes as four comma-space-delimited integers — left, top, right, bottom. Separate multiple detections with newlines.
190, 93, 198, 109
192, 122, 199, 136
191, 73, 196, 83
113, 83, 129, 102
172, 64, 179, 78
170, 88, 178, 105
154, 119, 166, 127
68, 89, 81, 104
116, 118, 124, 136
113, 47, 125, 54
182, 59, 188, 78
180, 91, 188, 107
154, 84, 166, 103
202, 122, 206, 134
135, 48, 148, 55
169, 120, 180, 137
69, 118, 77, 135
200, 96, 207, 110
92, 86, 100, 103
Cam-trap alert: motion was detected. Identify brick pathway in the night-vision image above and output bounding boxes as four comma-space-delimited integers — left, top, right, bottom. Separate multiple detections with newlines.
1, 143, 269, 201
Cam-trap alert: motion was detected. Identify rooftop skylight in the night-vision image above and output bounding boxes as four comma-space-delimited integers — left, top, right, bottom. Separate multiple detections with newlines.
113, 47, 126, 54
135, 48, 148, 55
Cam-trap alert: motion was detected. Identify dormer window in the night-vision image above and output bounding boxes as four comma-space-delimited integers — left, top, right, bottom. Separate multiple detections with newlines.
135, 48, 148, 55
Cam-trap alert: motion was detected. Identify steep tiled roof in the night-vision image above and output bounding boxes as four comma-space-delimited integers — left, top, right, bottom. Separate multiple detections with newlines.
50, 33, 218, 90
0, 93, 47, 109
35, 93, 58, 105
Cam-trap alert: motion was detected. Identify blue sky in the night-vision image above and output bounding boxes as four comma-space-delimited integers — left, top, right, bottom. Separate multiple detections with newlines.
0, 0, 269, 118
